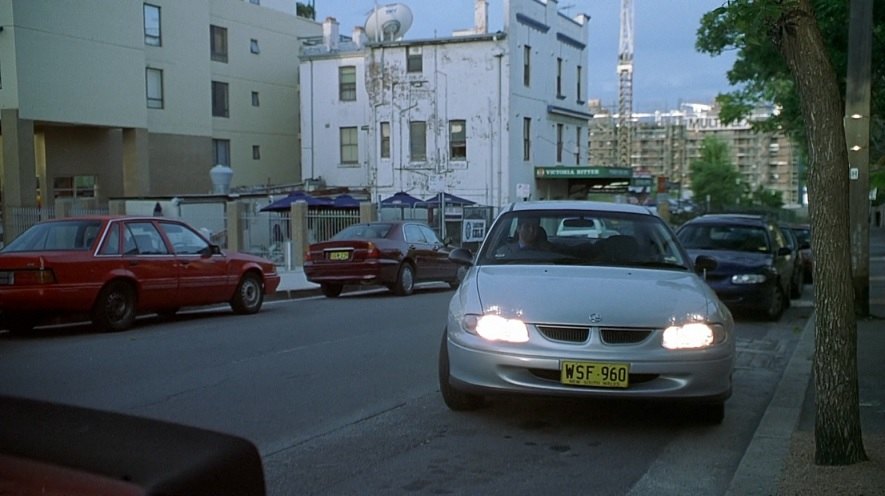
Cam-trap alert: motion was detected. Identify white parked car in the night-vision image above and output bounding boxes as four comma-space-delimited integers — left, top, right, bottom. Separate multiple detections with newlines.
439, 201, 735, 423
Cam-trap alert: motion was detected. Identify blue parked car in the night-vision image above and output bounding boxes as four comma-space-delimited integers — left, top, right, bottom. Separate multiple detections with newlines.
676, 214, 795, 321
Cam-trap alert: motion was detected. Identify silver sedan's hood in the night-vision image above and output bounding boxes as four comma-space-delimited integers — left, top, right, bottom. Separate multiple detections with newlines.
469, 265, 720, 328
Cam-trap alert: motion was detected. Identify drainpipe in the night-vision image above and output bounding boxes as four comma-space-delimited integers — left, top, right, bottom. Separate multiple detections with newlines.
494, 45, 504, 208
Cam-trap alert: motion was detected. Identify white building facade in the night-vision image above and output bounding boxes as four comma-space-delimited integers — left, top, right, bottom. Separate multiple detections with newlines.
300, 0, 591, 209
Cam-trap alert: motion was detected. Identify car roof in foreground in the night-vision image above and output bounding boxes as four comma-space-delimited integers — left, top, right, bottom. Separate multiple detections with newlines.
501, 200, 657, 216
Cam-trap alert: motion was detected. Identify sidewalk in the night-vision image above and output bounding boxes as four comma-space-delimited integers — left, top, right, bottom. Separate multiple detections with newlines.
727, 226, 885, 495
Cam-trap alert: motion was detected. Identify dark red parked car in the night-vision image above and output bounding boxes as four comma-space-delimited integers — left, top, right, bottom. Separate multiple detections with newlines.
0, 216, 280, 334
304, 221, 462, 297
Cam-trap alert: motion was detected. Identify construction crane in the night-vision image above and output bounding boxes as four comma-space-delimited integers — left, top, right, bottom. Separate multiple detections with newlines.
617, 0, 634, 169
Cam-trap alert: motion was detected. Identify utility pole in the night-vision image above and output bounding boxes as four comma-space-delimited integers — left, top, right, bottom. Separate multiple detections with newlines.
846, 0, 873, 316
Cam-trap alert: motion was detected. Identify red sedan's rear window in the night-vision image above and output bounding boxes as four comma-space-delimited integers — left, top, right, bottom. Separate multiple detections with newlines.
2, 220, 103, 252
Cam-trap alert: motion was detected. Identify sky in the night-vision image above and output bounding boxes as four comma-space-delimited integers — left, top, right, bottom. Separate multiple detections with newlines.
313, 0, 736, 113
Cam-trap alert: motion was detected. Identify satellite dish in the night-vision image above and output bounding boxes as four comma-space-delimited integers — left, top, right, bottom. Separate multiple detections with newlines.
364, 3, 413, 41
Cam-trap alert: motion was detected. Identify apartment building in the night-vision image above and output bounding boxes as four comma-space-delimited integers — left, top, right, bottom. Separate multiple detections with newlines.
587, 103, 803, 207
0, 0, 320, 216
299, 0, 594, 208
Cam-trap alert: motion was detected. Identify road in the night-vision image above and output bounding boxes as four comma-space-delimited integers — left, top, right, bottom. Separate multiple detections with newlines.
0, 284, 813, 495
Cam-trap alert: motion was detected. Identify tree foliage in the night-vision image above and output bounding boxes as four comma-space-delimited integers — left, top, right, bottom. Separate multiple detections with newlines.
697, 0, 866, 466
744, 184, 785, 209
697, 0, 885, 160
296, 1, 316, 20
689, 136, 742, 211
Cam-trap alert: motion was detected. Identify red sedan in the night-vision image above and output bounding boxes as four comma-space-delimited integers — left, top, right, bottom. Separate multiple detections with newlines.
0, 216, 280, 334
304, 221, 462, 297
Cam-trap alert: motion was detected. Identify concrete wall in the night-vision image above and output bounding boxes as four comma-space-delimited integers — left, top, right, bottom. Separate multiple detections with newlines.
0, 0, 321, 204
208, 0, 314, 188
148, 133, 214, 196
504, 0, 590, 202
5, 0, 147, 127
42, 127, 125, 201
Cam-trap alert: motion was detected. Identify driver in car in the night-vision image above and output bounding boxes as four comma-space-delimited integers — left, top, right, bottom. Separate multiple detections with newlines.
496, 218, 552, 256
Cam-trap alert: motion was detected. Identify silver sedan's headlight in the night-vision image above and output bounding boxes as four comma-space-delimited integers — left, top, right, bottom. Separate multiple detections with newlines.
731, 274, 767, 284
462, 314, 529, 343
662, 322, 724, 349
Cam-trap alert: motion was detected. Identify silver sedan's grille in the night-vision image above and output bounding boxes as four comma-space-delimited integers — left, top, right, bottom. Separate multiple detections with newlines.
536, 325, 589, 343
600, 328, 654, 344
536, 325, 654, 344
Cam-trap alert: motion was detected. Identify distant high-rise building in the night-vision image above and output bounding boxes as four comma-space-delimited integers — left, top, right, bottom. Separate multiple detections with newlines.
588, 103, 803, 208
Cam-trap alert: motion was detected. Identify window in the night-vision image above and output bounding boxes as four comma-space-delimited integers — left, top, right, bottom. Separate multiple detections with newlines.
340, 127, 358, 164
556, 123, 564, 163
144, 4, 161, 46
404, 224, 428, 244
410, 121, 426, 161
252, 145, 261, 160
575, 127, 582, 165
407, 47, 423, 73
127, 222, 168, 255
145, 68, 164, 109
53, 175, 96, 199
213, 139, 230, 166
210, 25, 228, 63
158, 222, 210, 256
250, 39, 260, 54
100, 224, 121, 255
523, 46, 531, 87
576, 65, 582, 100
523, 117, 531, 161
449, 120, 467, 160
339, 66, 356, 101
556, 58, 563, 98
212, 81, 229, 117
251, 91, 260, 107
380, 122, 391, 159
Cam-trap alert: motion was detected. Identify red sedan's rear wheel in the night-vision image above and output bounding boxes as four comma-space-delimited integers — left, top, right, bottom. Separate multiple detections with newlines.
92, 281, 137, 332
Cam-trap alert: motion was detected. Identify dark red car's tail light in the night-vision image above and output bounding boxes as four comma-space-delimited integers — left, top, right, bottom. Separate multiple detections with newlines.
365, 242, 381, 259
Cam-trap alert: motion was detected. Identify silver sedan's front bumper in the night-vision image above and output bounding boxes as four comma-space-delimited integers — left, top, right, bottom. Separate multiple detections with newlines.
445, 323, 734, 402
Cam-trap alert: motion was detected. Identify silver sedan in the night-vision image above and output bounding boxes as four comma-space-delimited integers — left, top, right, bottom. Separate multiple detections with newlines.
439, 201, 735, 423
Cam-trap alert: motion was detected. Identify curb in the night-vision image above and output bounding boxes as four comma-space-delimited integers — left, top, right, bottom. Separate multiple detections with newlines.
725, 311, 816, 495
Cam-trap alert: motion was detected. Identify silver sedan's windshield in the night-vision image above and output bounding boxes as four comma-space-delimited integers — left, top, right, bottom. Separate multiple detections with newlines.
476, 210, 689, 269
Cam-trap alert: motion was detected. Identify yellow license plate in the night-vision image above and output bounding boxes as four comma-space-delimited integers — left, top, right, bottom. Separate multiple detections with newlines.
327, 251, 350, 261
560, 360, 630, 388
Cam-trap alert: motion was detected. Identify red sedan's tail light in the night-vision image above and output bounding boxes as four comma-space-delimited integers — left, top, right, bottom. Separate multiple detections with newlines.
12, 269, 57, 285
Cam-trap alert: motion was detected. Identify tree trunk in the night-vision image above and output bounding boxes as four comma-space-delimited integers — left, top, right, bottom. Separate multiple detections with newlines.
772, 0, 867, 465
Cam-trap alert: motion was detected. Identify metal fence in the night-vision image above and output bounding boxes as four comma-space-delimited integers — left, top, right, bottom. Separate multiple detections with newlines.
307, 208, 361, 243
235, 207, 361, 268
